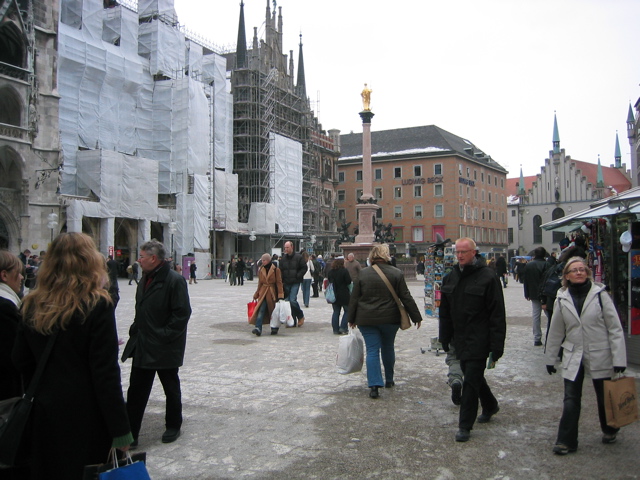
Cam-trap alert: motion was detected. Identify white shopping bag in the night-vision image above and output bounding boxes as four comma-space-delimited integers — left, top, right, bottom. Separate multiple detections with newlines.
270, 301, 282, 329
336, 328, 364, 374
279, 300, 293, 326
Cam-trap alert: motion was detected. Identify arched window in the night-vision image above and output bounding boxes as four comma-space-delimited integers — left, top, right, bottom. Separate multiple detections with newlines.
533, 215, 542, 244
0, 87, 22, 126
552, 208, 565, 243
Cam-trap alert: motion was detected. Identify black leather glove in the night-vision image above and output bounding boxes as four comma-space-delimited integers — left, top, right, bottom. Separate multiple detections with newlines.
546, 365, 557, 375
441, 342, 449, 353
614, 366, 626, 374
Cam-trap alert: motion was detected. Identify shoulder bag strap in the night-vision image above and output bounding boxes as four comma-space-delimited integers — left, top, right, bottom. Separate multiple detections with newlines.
23, 330, 58, 401
372, 264, 403, 308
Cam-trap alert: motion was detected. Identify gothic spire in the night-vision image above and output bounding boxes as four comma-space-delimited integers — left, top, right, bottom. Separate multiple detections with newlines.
235, 1, 247, 68
552, 113, 560, 154
296, 33, 307, 99
615, 131, 622, 168
518, 167, 525, 195
627, 103, 635, 124
596, 155, 604, 188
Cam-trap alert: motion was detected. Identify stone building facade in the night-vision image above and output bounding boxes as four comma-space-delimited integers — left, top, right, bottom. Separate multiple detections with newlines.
337, 125, 509, 256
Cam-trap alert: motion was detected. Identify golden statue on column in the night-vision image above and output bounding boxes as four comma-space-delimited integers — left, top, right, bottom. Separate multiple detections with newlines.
361, 83, 372, 111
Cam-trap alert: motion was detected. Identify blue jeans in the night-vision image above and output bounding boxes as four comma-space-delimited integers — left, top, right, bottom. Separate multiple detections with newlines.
332, 304, 348, 333
254, 301, 268, 330
284, 283, 304, 322
556, 363, 618, 449
358, 324, 400, 388
302, 279, 312, 307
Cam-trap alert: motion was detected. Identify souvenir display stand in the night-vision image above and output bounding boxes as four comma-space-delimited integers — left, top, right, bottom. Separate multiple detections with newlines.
424, 245, 455, 318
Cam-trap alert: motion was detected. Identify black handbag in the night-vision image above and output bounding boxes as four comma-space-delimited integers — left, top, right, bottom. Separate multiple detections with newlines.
0, 331, 58, 467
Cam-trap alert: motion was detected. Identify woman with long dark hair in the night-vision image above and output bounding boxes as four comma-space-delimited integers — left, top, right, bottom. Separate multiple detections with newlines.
12, 232, 132, 478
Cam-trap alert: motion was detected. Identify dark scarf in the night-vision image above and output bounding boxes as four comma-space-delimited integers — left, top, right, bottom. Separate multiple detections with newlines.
568, 279, 592, 316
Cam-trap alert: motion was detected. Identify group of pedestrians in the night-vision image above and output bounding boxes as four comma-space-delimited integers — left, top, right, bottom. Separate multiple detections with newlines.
3, 234, 191, 478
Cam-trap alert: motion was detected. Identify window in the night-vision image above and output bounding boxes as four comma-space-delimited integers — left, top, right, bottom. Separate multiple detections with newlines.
394, 228, 403, 242
414, 165, 422, 177
434, 184, 443, 196
467, 186, 470, 198
466, 167, 470, 177
412, 227, 424, 242
338, 209, 346, 220
375, 187, 383, 200
488, 174, 491, 185
356, 170, 363, 181
508, 228, 513, 244
394, 186, 402, 199
376, 208, 383, 219
552, 208, 565, 242
488, 192, 492, 204
337, 190, 345, 202
414, 185, 422, 197
489, 211, 492, 221
501, 178, 504, 188
459, 185, 463, 196
495, 176, 498, 186
394, 167, 402, 178
356, 189, 363, 199
458, 164, 463, 175
459, 225, 465, 238
338, 172, 345, 182
489, 229, 493, 242
533, 215, 542, 243
394, 206, 402, 218
481, 172, 484, 183
459, 205, 464, 218
374, 168, 382, 180
511, 209, 516, 217
435, 204, 444, 217
482, 209, 486, 220
414, 205, 423, 218
434, 164, 442, 175
474, 188, 478, 200
474, 208, 478, 220
481, 190, 485, 202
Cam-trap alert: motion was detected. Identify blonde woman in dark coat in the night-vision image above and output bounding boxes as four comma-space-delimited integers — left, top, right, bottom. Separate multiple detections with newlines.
250, 253, 284, 336
348, 244, 422, 398
13, 232, 132, 479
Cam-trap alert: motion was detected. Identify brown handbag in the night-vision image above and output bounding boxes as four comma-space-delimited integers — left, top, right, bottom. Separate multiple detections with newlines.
372, 265, 412, 330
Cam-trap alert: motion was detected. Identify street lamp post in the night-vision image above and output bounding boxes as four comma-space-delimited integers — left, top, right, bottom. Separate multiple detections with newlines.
168, 221, 177, 267
47, 211, 58, 243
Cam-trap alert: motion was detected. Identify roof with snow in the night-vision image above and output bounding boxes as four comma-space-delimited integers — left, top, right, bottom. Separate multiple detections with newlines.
339, 125, 507, 173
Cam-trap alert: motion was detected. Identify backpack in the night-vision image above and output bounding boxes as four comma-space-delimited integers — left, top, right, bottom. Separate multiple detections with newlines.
126, 264, 133, 274
540, 263, 564, 300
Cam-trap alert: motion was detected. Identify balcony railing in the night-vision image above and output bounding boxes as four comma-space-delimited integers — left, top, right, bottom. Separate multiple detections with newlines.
0, 62, 30, 81
0, 123, 28, 140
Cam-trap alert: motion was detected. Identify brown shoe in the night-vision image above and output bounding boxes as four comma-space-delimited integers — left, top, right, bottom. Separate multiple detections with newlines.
298, 317, 305, 327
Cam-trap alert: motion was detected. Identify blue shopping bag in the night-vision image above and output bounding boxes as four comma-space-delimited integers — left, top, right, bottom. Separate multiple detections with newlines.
97, 450, 151, 480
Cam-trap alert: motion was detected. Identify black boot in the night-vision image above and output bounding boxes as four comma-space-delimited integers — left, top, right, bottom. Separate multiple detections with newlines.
369, 387, 379, 399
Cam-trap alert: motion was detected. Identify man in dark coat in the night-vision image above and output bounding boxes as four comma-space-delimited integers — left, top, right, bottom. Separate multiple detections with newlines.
122, 239, 191, 445
278, 241, 307, 326
235, 257, 246, 286
439, 237, 506, 443
523, 247, 551, 346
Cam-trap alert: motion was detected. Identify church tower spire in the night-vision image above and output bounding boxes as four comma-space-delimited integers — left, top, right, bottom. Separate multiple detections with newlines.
296, 33, 307, 99
615, 131, 622, 168
552, 113, 560, 154
596, 155, 605, 188
235, 1, 247, 68
518, 167, 525, 195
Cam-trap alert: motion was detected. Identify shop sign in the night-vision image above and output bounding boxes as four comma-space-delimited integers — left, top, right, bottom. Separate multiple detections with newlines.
459, 177, 475, 186
401, 176, 444, 185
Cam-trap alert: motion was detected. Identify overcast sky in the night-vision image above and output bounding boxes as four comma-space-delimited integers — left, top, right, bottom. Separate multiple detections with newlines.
173, 0, 640, 179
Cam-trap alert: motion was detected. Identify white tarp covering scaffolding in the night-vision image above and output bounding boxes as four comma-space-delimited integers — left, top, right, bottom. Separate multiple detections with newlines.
248, 203, 276, 234
270, 133, 303, 235
57, 0, 238, 255
214, 171, 239, 233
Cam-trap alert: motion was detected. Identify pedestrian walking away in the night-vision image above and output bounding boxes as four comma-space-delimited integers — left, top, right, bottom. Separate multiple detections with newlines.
250, 253, 284, 336
348, 244, 422, 399
121, 239, 192, 447
439, 237, 506, 443
13, 233, 133, 478
327, 257, 352, 335
545, 256, 627, 455
523, 247, 552, 346
189, 260, 198, 284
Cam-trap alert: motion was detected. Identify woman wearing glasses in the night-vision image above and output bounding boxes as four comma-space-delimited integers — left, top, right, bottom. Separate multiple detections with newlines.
545, 256, 626, 455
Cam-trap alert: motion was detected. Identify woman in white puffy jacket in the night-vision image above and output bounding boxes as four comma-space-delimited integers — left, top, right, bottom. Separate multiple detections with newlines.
545, 257, 627, 455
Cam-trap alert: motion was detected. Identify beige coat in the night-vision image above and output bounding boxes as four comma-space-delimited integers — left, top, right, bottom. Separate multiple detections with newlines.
249, 264, 284, 325
546, 282, 626, 381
